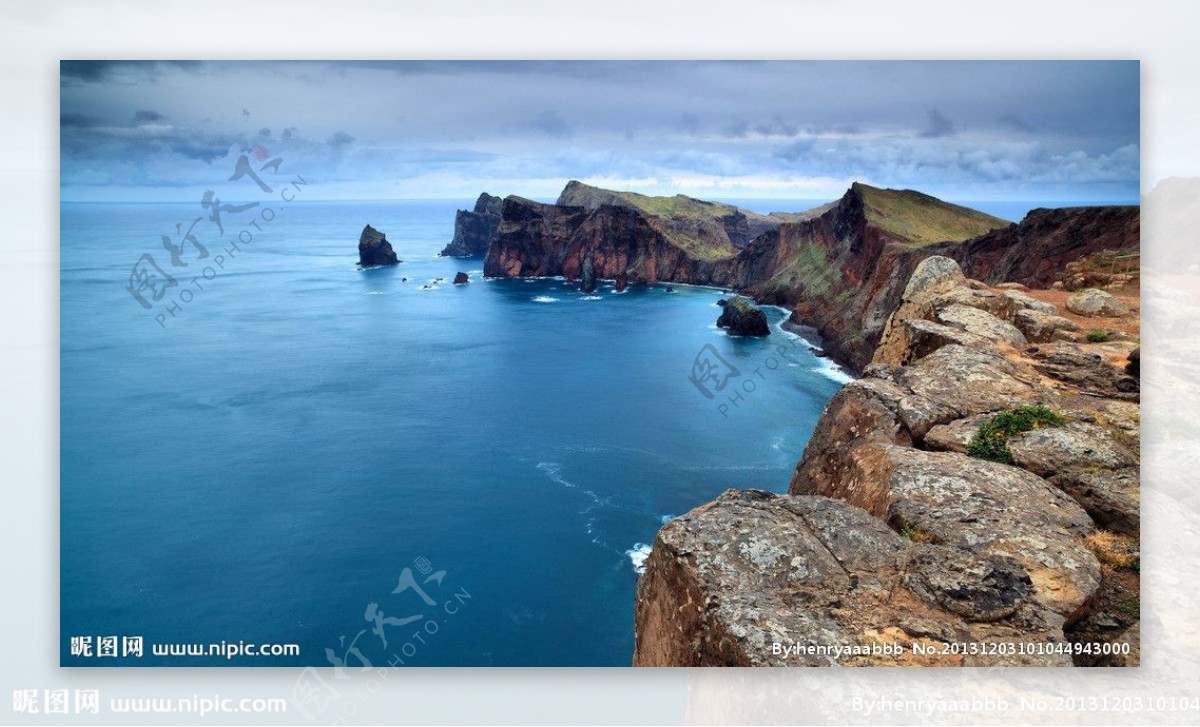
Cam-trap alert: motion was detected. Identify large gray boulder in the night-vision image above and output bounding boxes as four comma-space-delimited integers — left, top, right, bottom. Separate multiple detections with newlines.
1066, 288, 1130, 317
934, 304, 1027, 347
1014, 309, 1081, 343
795, 444, 1100, 622
633, 490, 1071, 667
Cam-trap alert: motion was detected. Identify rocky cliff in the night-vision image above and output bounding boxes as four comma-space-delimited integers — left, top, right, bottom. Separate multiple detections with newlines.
483, 195, 738, 283
485, 182, 1013, 371
440, 192, 502, 257
484, 181, 1137, 375
634, 257, 1141, 667
929, 205, 1140, 288
558, 180, 810, 249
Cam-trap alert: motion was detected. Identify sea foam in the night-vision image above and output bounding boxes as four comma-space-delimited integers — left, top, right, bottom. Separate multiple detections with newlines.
626, 543, 652, 575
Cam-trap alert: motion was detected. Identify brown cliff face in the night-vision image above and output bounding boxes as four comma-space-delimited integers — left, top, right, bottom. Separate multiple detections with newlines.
931, 205, 1140, 288
483, 196, 735, 285
557, 179, 786, 250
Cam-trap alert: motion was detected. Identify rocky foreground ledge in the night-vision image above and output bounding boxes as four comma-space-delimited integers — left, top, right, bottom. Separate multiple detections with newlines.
634, 257, 1140, 667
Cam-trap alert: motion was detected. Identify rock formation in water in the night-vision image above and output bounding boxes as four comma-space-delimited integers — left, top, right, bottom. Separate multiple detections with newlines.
634, 257, 1140, 667
716, 297, 770, 337
358, 224, 399, 267
440, 193, 503, 257
453, 272, 470, 285
580, 248, 597, 294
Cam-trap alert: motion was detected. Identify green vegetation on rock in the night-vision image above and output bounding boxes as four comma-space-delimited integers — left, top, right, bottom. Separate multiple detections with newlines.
767, 240, 839, 297
1087, 330, 1111, 343
854, 183, 1009, 246
966, 405, 1068, 465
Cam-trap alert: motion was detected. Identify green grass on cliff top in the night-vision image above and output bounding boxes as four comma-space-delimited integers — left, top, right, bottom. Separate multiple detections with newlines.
855, 183, 1010, 246
560, 180, 742, 221
558, 181, 741, 260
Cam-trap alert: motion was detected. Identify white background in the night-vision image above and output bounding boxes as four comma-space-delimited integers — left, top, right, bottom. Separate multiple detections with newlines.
2, 1, 1198, 724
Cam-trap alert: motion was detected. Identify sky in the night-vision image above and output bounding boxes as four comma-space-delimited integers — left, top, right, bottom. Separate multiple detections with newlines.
59, 60, 1140, 204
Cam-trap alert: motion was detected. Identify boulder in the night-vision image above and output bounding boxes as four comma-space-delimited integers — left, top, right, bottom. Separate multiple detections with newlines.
1029, 343, 1139, 399
923, 414, 992, 453
358, 224, 399, 266
895, 345, 1044, 421
1014, 309, 1081, 343
874, 256, 969, 366
930, 287, 1017, 320
1007, 422, 1137, 477
795, 444, 1100, 622
633, 490, 1071, 667
716, 297, 770, 337
453, 272, 470, 285
1049, 468, 1140, 536
1066, 288, 1131, 317
1003, 290, 1059, 315
934, 304, 1027, 347
899, 319, 993, 364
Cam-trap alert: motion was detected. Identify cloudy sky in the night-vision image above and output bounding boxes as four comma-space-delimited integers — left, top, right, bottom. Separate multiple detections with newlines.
59, 60, 1139, 203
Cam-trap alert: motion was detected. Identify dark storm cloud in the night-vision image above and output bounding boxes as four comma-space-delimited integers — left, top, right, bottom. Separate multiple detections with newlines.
60, 112, 100, 128
999, 113, 1037, 134
327, 131, 355, 149
60, 60, 200, 84
920, 108, 956, 138
132, 110, 165, 125
722, 120, 750, 138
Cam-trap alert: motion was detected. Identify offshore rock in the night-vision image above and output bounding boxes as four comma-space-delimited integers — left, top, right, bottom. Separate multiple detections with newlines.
358, 224, 399, 266
716, 297, 770, 337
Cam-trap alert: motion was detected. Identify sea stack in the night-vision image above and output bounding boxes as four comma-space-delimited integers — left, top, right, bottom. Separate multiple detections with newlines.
358, 224, 399, 267
716, 297, 770, 337
580, 248, 597, 294
453, 272, 470, 285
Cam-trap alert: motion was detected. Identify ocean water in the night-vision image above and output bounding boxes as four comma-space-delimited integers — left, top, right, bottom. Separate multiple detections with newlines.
60, 199, 851, 667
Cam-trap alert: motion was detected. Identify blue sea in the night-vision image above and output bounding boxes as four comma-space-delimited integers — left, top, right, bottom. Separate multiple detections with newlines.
60, 195, 1120, 666
60, 198, 854, 667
